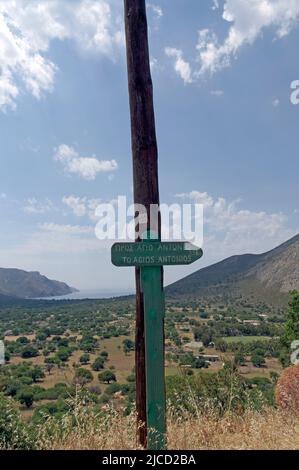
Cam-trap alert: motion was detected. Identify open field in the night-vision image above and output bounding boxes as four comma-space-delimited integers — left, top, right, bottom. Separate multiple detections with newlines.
0, 295, 289, 432
222, 336, 272, 344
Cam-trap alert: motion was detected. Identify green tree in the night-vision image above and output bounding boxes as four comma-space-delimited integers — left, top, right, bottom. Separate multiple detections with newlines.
251, 353, 266, 368
202, 333, 212, 347
280, 290, 299, 367
79, 353, 90, 365
192, 357, 208, 369
92, 357, 105, 371
234, 352, 246, 366
21, 345, 38, 359
56, 347, 71, 362
74, 368, 93, 386
98, 370, 117, 384
200, 312, 208, 319
16, 387, 34, 408
123, 339, 135, 355
16, 336, 30, 344
0, 393, 35, 449
45, 363, 55, 375
29, 366, 45, 383
4, 351, 10, 363
4, 381, 21, 398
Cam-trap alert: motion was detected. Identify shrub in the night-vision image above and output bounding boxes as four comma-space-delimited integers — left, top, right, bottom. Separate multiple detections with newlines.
251, 353, 266, 368
56, 347, 72, 362
79, 354, 90, 365
29, 365, 45, 383
123, 339, 135, 355
4, 380, 21, 397
105, 383, 122, 395
98, 371, 116, 384
21, 346, 39, 359
0, 393, 35, 449
126, 374, 135, 383
280, 291, 299, 367
167, 361, 268, 416
88, 385, 102, 396
275, 364, 299, 410
17, 337, 30, 344
16, 387, 34, 408
74, 368, 93, 386
92, 357, 105, 371
32, 399, 70, 425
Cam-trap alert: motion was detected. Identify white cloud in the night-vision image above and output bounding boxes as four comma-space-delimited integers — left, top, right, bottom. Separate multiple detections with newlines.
0, 0, 123, 110
165, 1, 299, 83
62, 195, 104, 221
71, 0, 124, 56
150, 56, 158, 71
147, 3, 163, 31
175, 190, 298, 260
0, 192, 7, 199
0, 70, 19, 110
211, 89, 224, 96
147, 3, 163, 19
272, 98, 280, 107
62, 196, 87, 217
0, 5, 56, 110
40, 222, 93, 235
23, 197, 53, 214
197, 0, 299, 76
14, 225, 103, 256
19, 138, 40, 153
176, 191, 214, 208
165, 47, 193, 84
54, 144, 118, 180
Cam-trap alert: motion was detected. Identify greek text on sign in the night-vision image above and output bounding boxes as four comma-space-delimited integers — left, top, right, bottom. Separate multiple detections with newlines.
111, 242, 203, 267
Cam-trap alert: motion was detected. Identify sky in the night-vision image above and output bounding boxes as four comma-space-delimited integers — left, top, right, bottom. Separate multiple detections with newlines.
0, 0, 299, 291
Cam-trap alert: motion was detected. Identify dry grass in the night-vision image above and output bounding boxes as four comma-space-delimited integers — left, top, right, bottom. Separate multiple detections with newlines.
39, 407, 299, 451
167, 409, 299, 450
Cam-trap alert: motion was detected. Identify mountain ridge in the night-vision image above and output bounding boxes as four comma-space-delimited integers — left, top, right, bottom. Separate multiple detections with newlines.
167, 233, 299, 304
0, 267, 77, 299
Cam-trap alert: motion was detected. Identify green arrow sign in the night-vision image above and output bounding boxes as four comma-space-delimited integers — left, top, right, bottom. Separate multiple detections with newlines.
111, 241, 203, 267
111, 237, 203, 450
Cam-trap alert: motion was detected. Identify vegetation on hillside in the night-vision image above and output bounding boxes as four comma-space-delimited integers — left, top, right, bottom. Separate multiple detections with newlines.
168, 234, 299, 307
0, 290, 298, 450
0, 388, 298, 450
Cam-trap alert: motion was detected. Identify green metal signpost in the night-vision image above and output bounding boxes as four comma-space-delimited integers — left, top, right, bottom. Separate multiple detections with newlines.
112, 242, 203, 268
112, 238, 203, 449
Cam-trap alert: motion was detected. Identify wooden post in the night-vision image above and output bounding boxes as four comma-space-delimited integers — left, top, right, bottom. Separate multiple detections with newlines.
123, 0, 162, 448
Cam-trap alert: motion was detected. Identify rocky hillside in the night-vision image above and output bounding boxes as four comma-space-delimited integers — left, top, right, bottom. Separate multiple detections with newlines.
167, 233, 299, 304
0, 268, 76, 299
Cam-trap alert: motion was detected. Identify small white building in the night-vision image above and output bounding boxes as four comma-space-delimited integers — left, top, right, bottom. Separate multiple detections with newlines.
197, 354, 219, 363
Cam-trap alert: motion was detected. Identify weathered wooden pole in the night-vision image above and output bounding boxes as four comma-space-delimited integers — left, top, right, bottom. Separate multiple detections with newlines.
123, 0, 162, 448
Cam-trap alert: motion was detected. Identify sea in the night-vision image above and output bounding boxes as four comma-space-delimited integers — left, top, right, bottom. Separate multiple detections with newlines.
37, 289, 134, 301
